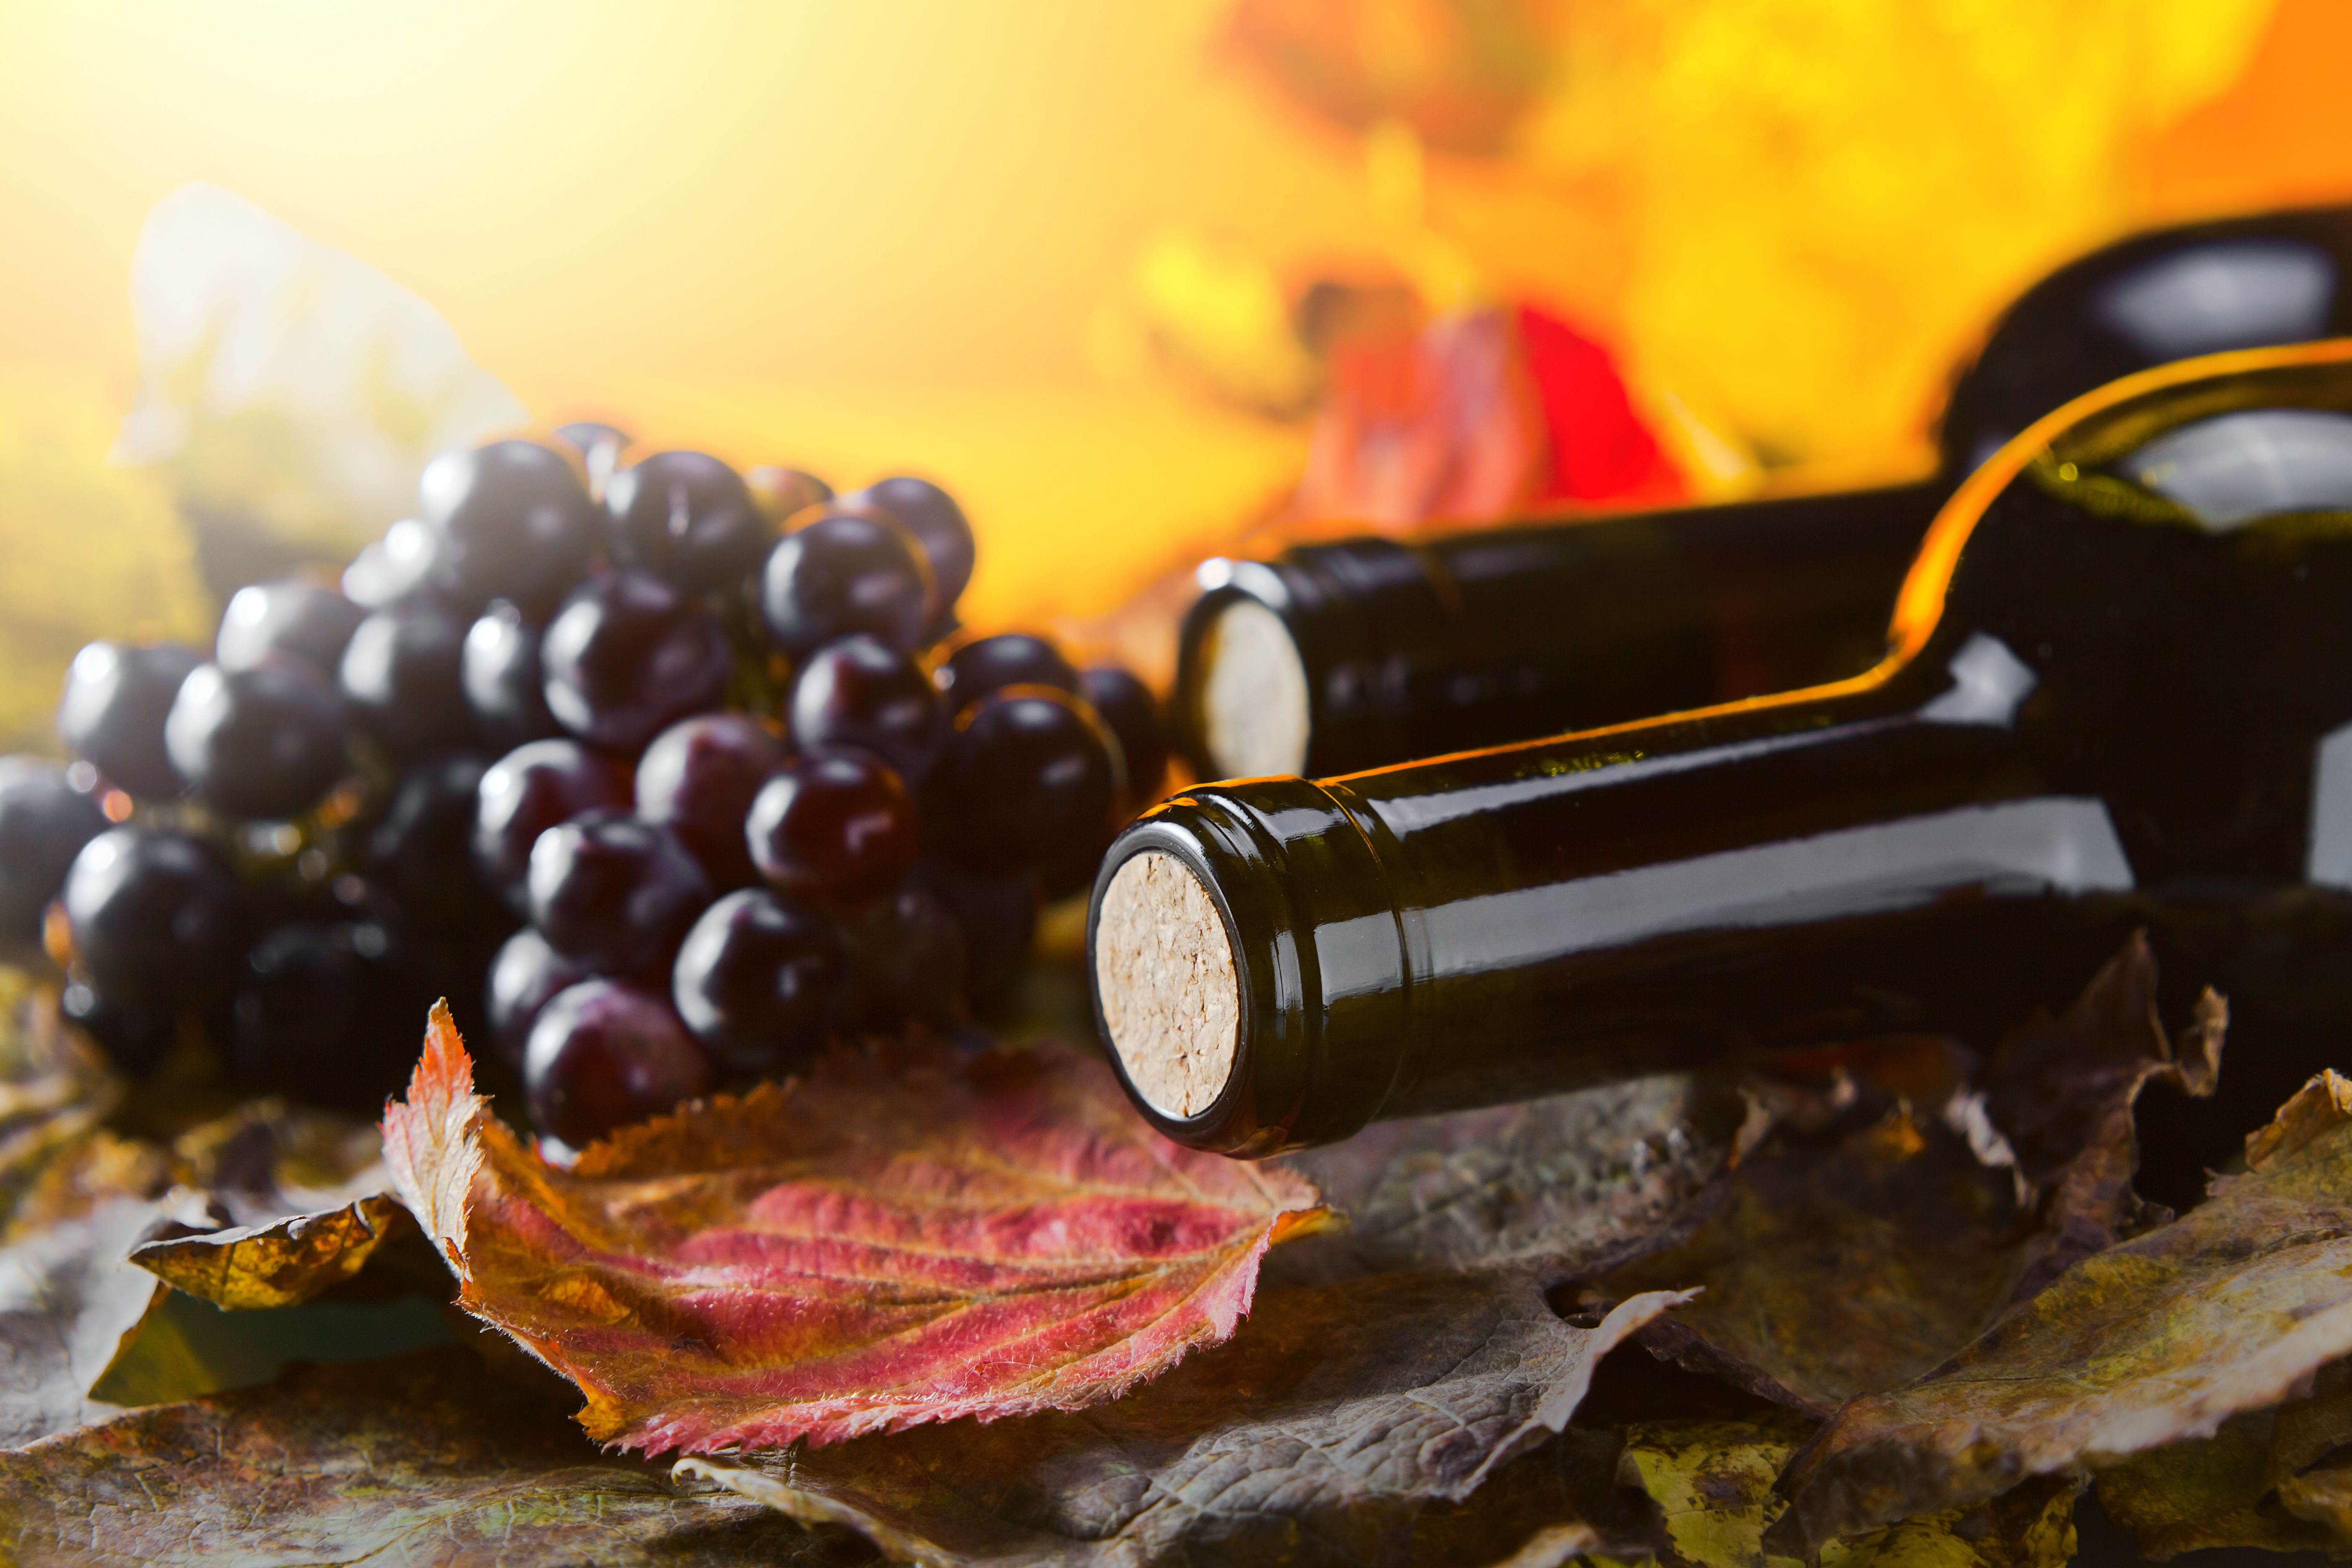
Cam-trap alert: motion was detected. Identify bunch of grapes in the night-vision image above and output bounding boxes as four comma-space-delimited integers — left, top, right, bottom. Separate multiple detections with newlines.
0, 427, 1167, 1154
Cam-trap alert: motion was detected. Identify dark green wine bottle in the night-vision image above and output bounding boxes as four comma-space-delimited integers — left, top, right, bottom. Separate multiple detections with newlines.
1095, 341, 2352, 1156
1176, 204, 2352, 782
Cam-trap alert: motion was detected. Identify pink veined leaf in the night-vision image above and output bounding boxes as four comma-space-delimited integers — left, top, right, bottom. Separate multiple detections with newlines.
380, 1004, 1324, 1456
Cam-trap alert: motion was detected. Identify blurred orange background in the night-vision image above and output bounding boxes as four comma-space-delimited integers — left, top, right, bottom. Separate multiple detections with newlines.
2, 0, 2351, 749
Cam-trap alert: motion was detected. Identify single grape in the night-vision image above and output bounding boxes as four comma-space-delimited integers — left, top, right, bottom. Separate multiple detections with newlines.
60, 980, 178, 1075
461, 601, 562, 753
788, 636, 946, 786
744, 747, 918, 909
418, 439, 597, 614
486, 926, 591, 1070
472, 738, 633, 915
842, 885, 966, 1034
930, 688, 1121, 873
1078, 665, 1170, 806
935, 633, 1076, 713
524, 978, 713, 1147
0, 759, 107, 946
605, 450, 768, 595
540, 570, 731, 753
215, 580, 367, 679
228, 918, 421, 1111
56, 641, 201, 799
526, 810, 712, 975
757, 514, 930, 658
744, 466, 832, 524
164, 663, 350, 821
62, 828, 248, 1012
834, 476, 975, 630
343, 519, 460, 613
339, 605, 474, 759
365, 752, 498, 931
634, 714, 784, 890
912, 858, 1037, 1021
671, 887, 846, 1077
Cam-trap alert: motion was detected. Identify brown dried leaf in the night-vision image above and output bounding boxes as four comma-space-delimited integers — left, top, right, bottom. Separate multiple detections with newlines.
1274, 1074, 1761, 1285
1556, 1414, 2076, 1568
679, 1268, 1688, 1568
1976, 932, 2225, 1300
2090, 1409, 2339, 1560
1770, 1069, 2352, 1556
0, 1346, 870, 1567
0, 1197, 157, 1449
1601, 1093, 2029, 1416
126, 1194, 412, 1309
1603, 939, 2218, 1415
381, 1005, 1323, 1454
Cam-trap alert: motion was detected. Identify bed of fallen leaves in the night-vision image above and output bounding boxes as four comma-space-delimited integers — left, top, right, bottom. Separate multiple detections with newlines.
5, 933, 2352, 1566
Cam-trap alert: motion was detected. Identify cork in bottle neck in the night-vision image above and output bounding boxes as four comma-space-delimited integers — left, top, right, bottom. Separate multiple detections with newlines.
1092, 849, 1239, 1118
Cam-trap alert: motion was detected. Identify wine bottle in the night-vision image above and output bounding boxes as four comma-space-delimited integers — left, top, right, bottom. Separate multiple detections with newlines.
1094, 340, 2352, 1156
1177, 204, 2352, 781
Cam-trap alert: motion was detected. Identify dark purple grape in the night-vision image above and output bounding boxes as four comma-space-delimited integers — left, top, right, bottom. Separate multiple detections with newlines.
843, 886, 966, 1034
215, 580, 366, 678
936, 633, 1077, 713
524, 978, 713, 1146
487, 926, 591, 1070
836, 476, 975, 628
0, 758, 107, 946
343, 519, 459, 613
540, 570, 731, 753
365, 752, 499, 931
461, 601, 561, 752
912, 859, 1036, 1021
605, 450, 767, 594
56, 641, 201, 799
788, 637, 946, 786
339, 605, 473, 758
745, 748, 918, 909
473, 739, 633, 915
164, 663, 349, 820
418, 439, 597, 614
744, 466, 832, 524
62, 828, 248, 1012
60, 980, 177, 1075
635, 714, 785, 890
931, 689, 1121, 873
228, 918, 420, 1111
526, 810, 712, 975
671, 888, 846, 1076
758, 514, 930, 658
1078, 665, 1170, 806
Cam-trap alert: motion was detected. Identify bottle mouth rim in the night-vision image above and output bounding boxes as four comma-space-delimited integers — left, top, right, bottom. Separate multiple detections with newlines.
1086, 779, 1413, 1157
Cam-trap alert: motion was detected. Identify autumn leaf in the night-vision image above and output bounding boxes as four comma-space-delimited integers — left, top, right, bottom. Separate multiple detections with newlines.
127, 1194, 413, 1310
679, 1266, 1688, 1568
1769, 1068, 2352, 1556
0, 1198, 162, 1449
1274, 1073, 1760, 1285
1601, 937, 2220, 1415
2088, 1410, 2340, 1560
0, 1345, 867, 1567
1611, 1415, 2080, 1568
380, 1003, 1323, 1454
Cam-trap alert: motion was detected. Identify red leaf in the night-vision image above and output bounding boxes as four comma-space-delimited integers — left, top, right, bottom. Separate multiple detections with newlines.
380, 1004, 1322, 1456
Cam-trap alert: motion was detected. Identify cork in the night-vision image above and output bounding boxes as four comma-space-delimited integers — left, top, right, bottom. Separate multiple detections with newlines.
1201, 598, 1310, 778
1094, 850, 1240, 1118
